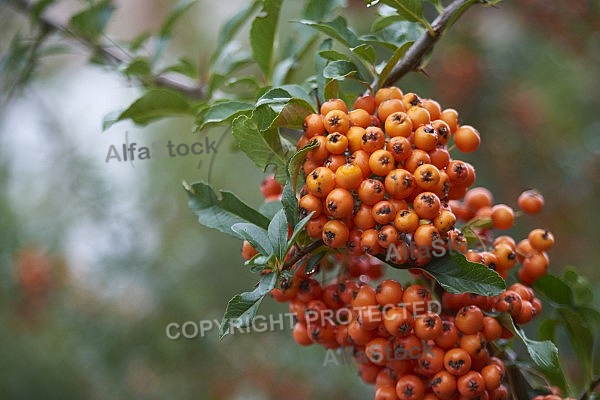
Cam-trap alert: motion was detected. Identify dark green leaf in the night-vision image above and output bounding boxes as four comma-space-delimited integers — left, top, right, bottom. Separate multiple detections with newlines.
250, 0, 283, 77
232, 223, 273, 256
104, 89, 192, 129
287, 212, 314, 252
378, 0, 427, 25
295, 17, 361, 48
563, 267, 594, 306
69, 0, 115, 40
533, 274, 573, 306
220, 272, 277, 339
268, 209, 288, 261
287, 139, 319, 191
281, 182, 299, 228
123, 58, 151, 77
378, 41, 412, 88
317, 50, 351, 62
302, 0, 346, 21
184, 181, 270, 239
351, 44, 376, 65
214, 0, 261, 55
499, 313, 561, 372
323, 60, 362, 80
259, 200, 283, 219
196, 101, 254, 131
231, 115, 287, 179
324, 78, 339, 100
380, 252, 505, 296
558, 307, 593, 385
159, 57, 198, 78
422, 253, 505, 295
537, 318, 558, 342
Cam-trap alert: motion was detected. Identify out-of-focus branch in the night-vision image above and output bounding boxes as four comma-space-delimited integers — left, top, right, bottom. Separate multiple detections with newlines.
378, 0, 478, 88
4, 0, 207, 100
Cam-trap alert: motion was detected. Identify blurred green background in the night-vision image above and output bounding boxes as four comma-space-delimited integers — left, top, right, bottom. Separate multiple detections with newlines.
0, 0, 599, 399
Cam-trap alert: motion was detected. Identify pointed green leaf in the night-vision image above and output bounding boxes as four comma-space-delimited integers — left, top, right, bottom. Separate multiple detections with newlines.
268, 209, 288, 260
318, 50, 351, 62
231, 114, 287, 179
378, 41, 413, 89
295, 17, 361, 48
281, 182, 299, 228
220, 272, 277, 339
351, 44, 376, 65
69, 0, 115, 40
533, 274, 573, 306
159, 0, 198, 38
287, 212, 314, 253
259, 199, 283, 219
499, 313, 561, 373
196, 101, 254, 131
104, 89, 192, 129
323, 60, 362, 80
184, 181, 270, 239
250, 0, 283, 77
378, 0, 427, 26
232, 223, 273, 256
380, 252, 505, 296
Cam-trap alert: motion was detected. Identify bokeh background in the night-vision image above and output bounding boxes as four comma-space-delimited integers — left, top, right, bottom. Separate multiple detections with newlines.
0, 0, 599, 399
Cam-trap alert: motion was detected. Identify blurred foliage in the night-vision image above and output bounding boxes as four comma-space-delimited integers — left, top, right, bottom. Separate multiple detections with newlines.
0, 0, 599, 399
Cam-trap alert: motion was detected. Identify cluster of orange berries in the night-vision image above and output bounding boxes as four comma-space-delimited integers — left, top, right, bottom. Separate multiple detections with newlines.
240, 87, 563, 399
280, 270, 512, 400
296, 87, 481, 264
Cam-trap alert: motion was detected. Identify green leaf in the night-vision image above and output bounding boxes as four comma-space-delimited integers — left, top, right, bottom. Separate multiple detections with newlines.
123, 58, 151, 77
231, 115, 287, 179
214, 0, 261, 58
323, 60, 363, 80
287, 139, 319, 190
302, 0, 346, 21
268, 209, 288, 261
295, 17, 361, 48
317, 50, 351, 62
378, 41, 412, 89
315, 39, 333, 103
159, 57, 198, 78
220, 272, 277, 339
378, 0, 428, 27
287, 212, 314, 252
104, 89, 192, 129
259, 199, 283, 219
250, 0, 283, 77
558, 307, 593, 386
184, 181, 270, 239
232, 223, 273, 256
196, 101, 254, 131
380, 252, 504, 296
253, 89, 315, 130
351, 44, 376, 65
499, 313, 561, 373
563, 267, 594, 306
159, 0, 198, 38
281, 182, 299, 228
69, 0, 115, 40
533, 274, 573, 306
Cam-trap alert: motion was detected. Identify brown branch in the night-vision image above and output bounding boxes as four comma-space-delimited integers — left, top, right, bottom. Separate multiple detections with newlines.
282, 239, 325, 271
4, 0, 206, 100
378, 0, 478, 88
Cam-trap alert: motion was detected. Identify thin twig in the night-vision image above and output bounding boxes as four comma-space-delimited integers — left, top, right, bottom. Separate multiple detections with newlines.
4, 0, 206, 100
282, 239, 325, 271
378, 0, 477, 88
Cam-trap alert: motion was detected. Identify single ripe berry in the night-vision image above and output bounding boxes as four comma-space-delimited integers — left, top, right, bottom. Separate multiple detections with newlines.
322, 220, 349, 248
491, 204, 515, 230
528, 228, 555, 251
518, 189, 544, 214
453, 125, 481, 153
